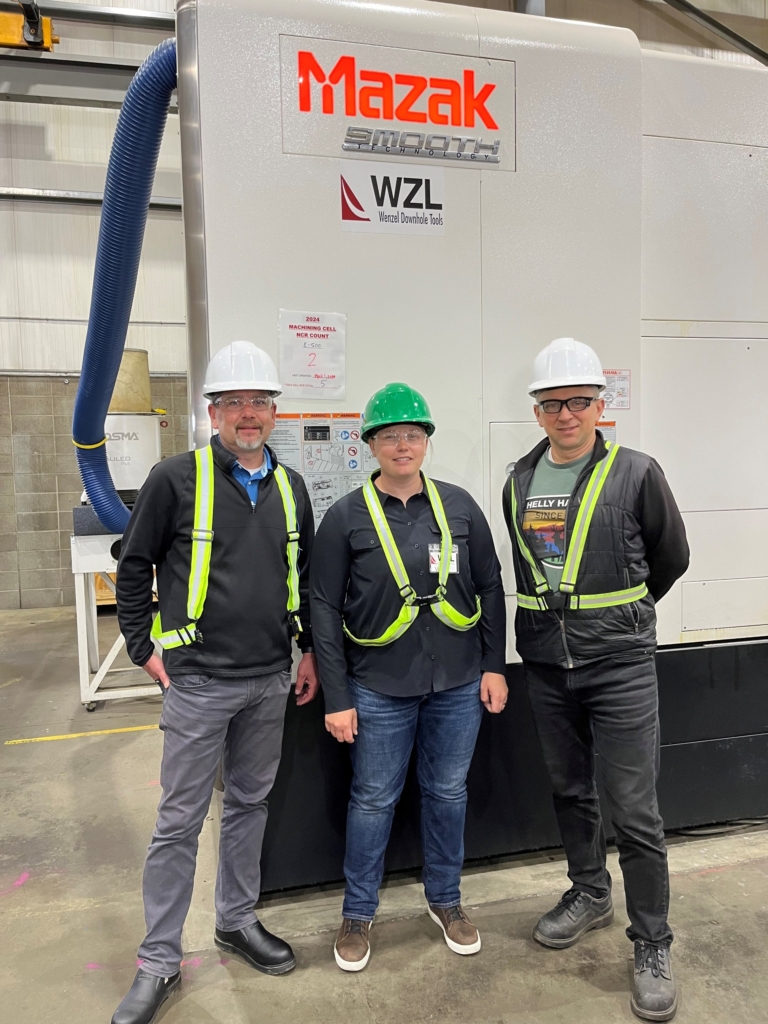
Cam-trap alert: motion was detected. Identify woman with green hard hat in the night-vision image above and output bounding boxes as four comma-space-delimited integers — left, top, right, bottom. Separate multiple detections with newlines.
310, 381, 508, 972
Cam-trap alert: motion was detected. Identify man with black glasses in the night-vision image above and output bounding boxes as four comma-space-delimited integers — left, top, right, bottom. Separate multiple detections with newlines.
502, 338, 689, 1022
112, 341, 318, 1024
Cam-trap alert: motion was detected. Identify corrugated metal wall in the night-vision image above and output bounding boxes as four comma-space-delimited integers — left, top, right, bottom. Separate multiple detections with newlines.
0, 0, 185, 375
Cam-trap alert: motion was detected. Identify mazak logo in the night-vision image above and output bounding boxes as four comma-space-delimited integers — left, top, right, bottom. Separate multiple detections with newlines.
107, 431, 139, 441
340, 161, 444, 235
298, 50, 502, 164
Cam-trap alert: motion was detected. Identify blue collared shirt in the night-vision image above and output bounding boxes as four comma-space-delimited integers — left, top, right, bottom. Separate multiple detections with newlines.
231, 448, 272, 507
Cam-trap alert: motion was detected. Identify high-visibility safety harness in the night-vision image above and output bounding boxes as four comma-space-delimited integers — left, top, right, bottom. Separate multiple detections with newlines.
343, 475, 482, 647
151, 445, 302, 649
509, 442, 649, 612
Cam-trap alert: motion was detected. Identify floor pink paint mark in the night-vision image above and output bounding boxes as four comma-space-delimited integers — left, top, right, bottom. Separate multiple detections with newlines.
0, 871, 29, 896
181, 957, 203, 969
690, 865, 729, 877
148, 780, 161, 786
85, 963, 104, 971
219, 956, 231, 965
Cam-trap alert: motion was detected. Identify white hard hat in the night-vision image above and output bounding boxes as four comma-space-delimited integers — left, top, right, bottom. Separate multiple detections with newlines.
203, 341, 282, 398
529, 337, 606, 395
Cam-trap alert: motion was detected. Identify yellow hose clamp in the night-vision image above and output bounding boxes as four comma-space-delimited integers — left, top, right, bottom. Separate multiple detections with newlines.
72, 437, 107, 450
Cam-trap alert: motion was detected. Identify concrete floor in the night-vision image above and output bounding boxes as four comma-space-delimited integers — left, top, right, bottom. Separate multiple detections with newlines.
2, 606, 768, 1024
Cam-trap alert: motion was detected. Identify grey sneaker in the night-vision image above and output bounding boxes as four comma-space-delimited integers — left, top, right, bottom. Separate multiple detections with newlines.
631, 941, 677, 1021
533, 888, 613, 948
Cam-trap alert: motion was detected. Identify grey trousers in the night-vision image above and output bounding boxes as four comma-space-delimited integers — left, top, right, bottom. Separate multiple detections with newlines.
138, 669, 292, 976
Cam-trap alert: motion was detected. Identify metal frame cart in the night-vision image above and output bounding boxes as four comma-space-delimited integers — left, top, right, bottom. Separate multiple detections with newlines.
71, 531, 158, 710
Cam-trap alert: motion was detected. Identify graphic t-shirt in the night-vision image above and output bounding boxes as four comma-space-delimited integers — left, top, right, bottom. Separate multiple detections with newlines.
522, 448, 592, 591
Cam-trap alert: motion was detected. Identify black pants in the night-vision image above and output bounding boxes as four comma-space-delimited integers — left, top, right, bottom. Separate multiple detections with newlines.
524, 652, 672, 946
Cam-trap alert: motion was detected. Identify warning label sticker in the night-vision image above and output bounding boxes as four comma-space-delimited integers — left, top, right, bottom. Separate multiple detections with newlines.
270, 412, 377, 523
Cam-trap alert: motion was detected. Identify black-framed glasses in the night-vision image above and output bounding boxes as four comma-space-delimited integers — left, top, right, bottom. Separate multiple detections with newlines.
537, 396, 598, 414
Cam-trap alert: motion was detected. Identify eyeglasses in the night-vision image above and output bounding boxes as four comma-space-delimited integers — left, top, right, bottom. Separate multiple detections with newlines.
537, 397, 598, 415
213, 395, 274, 411
374, 429, 427, 447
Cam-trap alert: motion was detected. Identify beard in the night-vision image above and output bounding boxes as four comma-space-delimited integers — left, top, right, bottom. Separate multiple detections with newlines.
234, 430, 263, 451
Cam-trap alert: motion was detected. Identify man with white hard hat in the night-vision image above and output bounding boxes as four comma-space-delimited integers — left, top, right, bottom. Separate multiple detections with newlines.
112, 341, 318, 1024
503, 337, 689, 1022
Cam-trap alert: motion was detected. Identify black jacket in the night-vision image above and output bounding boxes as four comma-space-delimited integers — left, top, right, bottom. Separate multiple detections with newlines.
116, 439, 314, 677
502, 432, 689, 667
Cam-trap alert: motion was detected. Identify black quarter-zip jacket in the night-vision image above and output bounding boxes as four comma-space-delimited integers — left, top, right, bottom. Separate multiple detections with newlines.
502, 431, 689, 668
116, 437, 314, 676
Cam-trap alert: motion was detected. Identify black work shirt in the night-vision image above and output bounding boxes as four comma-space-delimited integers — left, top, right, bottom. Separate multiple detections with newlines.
310, 474, 506, 713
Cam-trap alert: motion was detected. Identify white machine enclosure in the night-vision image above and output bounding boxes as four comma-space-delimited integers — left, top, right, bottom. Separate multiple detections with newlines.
177, 0, 768, 660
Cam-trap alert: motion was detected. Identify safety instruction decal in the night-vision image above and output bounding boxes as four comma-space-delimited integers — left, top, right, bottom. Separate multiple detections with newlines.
602, 369, 630, 410
597, 420, 616, 443
270, 412, 377, 523
279, 310, 346, 399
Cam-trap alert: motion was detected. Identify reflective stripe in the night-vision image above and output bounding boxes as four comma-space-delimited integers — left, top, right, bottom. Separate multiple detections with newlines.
508, 478, 549, 595
188, 446, 214, 621
516, 593, 548, 611
510, 443, 649, 613
569, 583, 648, 610
151, 447, 302, 650
273, 464, 301, 615
343, 474, 481, 647
559, 441, 620, 594
363, 477, 414, 599
424, 476, 481, 631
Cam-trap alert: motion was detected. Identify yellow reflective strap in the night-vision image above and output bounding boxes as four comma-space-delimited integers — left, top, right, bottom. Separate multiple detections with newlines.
151, 611, 198, 649
508, 476, 549, 595
343, 604, 419, 646
424, 476, 481, 630
430, 595, 481, 631
516, 592, 548, 611
273, 464, 301, 614
363, 478, 414, 598
188, 446, 214, 621
424, 476, 452, 590
569, 583, 648, 610
560, 442, 620, 594
345, 474, 481, 646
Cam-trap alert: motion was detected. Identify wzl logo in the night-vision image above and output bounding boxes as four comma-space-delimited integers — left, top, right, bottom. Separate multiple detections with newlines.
299, 51, 501, 164
340, 162, 445, 235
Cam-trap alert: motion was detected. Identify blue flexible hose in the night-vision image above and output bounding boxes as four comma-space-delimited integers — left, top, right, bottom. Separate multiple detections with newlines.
72, 38, 177, 533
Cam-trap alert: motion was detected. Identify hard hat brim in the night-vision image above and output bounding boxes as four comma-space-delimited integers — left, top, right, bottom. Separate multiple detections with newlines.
361, 420, 435, 442
204, 380, 282, 399
529, 375, 606, 396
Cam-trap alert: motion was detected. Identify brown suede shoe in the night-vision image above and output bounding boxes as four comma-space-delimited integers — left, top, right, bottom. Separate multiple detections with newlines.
428, 905, 482, 955
334, 918, 372, 972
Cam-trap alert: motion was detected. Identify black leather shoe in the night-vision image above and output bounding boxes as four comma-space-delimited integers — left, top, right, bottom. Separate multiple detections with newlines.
533, 888, 613, 948
632, 941, 678, 1021
215, 920, 296, 975
111, 969, 180, 1024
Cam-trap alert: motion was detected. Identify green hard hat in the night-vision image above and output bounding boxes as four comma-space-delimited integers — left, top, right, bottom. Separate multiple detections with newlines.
361, 382, 436, 441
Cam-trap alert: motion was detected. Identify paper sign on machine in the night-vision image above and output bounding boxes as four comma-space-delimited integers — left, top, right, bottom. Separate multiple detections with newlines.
279, 310, 346, 399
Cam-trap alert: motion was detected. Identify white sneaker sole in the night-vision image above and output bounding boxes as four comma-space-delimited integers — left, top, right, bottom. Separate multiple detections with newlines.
428, 907, 482, 955
334, 921, 373, 972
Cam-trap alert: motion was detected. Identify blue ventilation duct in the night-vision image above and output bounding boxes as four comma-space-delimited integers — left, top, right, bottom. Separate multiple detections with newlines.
72, 38, 177, 533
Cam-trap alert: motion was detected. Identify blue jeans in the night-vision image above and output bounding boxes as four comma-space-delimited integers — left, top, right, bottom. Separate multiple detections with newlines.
342, 678, 484, 921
